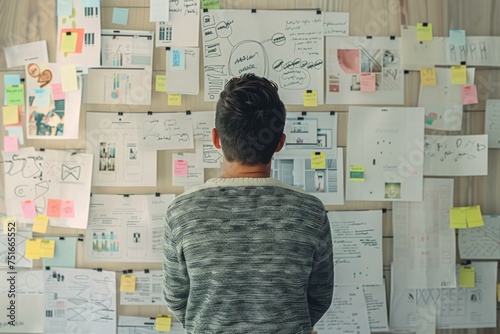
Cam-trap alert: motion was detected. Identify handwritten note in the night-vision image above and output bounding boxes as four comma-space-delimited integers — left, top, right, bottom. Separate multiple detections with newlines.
349, 166, 365, 181
459, 266, 475, 288
420, 67, 437, 86
5, 85, 25, 105
417, 23, 433, 41
450, 207, 467, 229
47, 199, 62, 218
174, 159, 188, 176
202, 0, 220, 9
156, 316, 172, 332
21, 200, 37, 219
51, 83, 65, 101
168, 93, 182, 105
323, 12, 349, 36
140, 113, 194, 150
120, 275, 137, 292
25, 239, 42, 259
155, 75, 167, 92
60, 200, 75, 218
40, 239, 55, 258
451, 65, 467, 85
32, 215, 49, 233
304, 90, 318, 106
360, 73, 376, 92
461, 85, 478, 105
311, 152, 326, 169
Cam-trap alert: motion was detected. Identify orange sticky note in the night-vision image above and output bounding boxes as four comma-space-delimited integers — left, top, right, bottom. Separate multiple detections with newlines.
451, 65, 467, 85
120, 275, 137, 292
311, 152, 326, 169
3, 136, 19, 152
450, 207, 467, 229
3, 105, 19, 125
61, 32, 78, 52
174, 159, 188, 176
2, 216, 17, 234
168, 93, 182, 106
360, 73, 376, 92
61, 64, 78, 92
40, 239, 55, 258
156, 316, 172, 331
466, 205, 484, 228
304, 90, 318, 107
420, 67, 437, 86
417, 23, 433, 41
459, 266, 475, 288
461, 85, 478, 105
21, 200, 37, 219
46, 199, 62, 217
32, 215, 49, 233
25, 239, 42, 259
60, 200, 75, 218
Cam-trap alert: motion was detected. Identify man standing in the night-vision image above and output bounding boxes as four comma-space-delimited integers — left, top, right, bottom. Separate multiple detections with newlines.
163, 73, 333, 333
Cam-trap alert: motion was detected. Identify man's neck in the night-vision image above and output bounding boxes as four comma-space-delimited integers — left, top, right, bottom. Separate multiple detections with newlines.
220, 159, 271, 178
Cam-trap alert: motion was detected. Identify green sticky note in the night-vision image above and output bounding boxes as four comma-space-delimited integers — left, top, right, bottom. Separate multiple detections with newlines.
6, 84, 25, 105
202, 0, 220, 9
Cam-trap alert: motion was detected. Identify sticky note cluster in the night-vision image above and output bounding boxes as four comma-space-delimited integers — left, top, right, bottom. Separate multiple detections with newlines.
25, 239, 55, 259
450, 205, 484, 228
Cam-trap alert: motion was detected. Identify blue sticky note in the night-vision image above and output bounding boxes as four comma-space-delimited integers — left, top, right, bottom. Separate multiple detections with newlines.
112, 7, 129, 25
57, 0, 73, 17
81, 0, 100, 7
42, 237, 77, 268
4, 74, 21, 105
170, 49, 186, 70
6, 126, 24, 145
34, 88, 51, 107
450, 29, 466, 47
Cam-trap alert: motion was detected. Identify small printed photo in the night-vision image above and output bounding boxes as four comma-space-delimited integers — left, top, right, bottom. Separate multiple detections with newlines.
382, 49, 400, 68
315, 171, 326, 193
385, 182, 401, 199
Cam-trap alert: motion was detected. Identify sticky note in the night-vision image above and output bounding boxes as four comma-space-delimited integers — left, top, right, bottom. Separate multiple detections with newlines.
61, 28, 84, 54
466, 205, 484, 228
3, 105, 19, 125
7, 126, 24, 145
202, 0, 220, 9
60, 200, 75, 218
420, 67, 436, 86
34, 88, 51, 107
350, 166, 365, 181
61, 32, 78, 53
450, 207, 467, 229
451, 65, 467, 85
156, 316, 172, 332
461, 85, 478, 105
112, 7, 129, 25
4, 75, 21, 105
304, 91, 318, 107
174, 159, 188, 176
61, 65, 78, 92
51, 83, 65, 101
168, 93, 182, 106
417, 23, 433, 41
21, 200, 37, 219
57, 0, 73, 17
120, 275, 136, 292
25, 239, 42, 259
32, 215, 49, 233
43, 237, 77, 268
3, 136, 19, 152
155, 75, 167, 92
449, 29, 466, 47
2, 216, 16, 234
6, 84, 25, 105
497, 283, 500, 302
459, 266, 475, 288
360, 73, 376, 92
40, 239, 55, 258
47, 199, 62, 218
170, 49, 186, 70
311, 152, 326, 169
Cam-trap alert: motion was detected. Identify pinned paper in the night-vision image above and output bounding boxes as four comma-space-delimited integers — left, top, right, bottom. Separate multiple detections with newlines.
450, 207, 467, 229
349, 166, 365, 181
57, 0, 73, 17
459, 266, 475, 288
120, 274, 137, 292
40, 239, 55, 258
170, 49, 186, 70
60, 200, 75, 218
461, 85, 478, 105
451, 65, 467, 85
155, 75, 167, 92
47, 199, 62, 218
61, 32, 78, 53
34, 88, 51, 107
25, 239, 42, 259
449, 29, 466, 48
156, 316, 172, 332
32, 215, 49, 234
360, 73, 376, 92
5, 84, 25, 105
21, 200, 37, 219
174, 159, 188, 176
202, 0, 221, 9
420, 67, 436, 86
112, 7, 129, 25
2, 216, 16, 234
303, 90, 318, 107
51, 83, 65, 101
61, 28, 84, 54
61, 65, 78, 92
417, 23, 433, 41
168, 93, 182, 106
466, 205, 484, 227
3, 105, 20, 125
3, 136, 19, 152
311, 152, 326, 169
7, 126, 24, 145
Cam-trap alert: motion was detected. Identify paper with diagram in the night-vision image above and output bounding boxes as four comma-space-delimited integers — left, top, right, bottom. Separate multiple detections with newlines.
328, 210, 383, 286
459, 215, 500, 259
140, 112, 195, 150
325, 36, 404, 105
120, 270, 164, 305
201, 9, 324, 104
155, 0, 200, 47
166, 47, 200, 95
346, 106, 425, 202
0, 231, 33, 269
485, 99, 500, 148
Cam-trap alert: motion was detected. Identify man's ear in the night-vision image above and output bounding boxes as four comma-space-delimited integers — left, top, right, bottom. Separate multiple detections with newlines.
275, 133, 286, 153
212, 128, 221, 149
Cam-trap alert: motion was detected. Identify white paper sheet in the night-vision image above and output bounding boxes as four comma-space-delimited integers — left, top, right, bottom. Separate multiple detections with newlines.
418, 68, 475, 131
150, 0, 169, 22
86, 112, 158, 187
329, 210, 383, 286
119, 270, 164, 305
393, 179, 456, 290
323, 12, 349, 36
363, 283, 389, 332
0, 232, 32, 269
314, 286, 371, 334
390, 261, 497, 330
2, 149, 93, 228
166, 47, 200, 95
43, 268, 116, 334
325, 36, 404, 105
201, 10, 324, 105
189, 111, 215, 142
101, 30, 154, 68
156, 0, 200, 47
485, 99, 500, 148
25, 63, 83, 140
197, 141, 222, 168
172, 153, 204, 188
118, 316, 186, 334
140, 112, 195, 150
85, 194, 174, 262
459, 215, 500, 259
424, 134, 488, 176
3, 41, 49, 68
346, 106, 425, 202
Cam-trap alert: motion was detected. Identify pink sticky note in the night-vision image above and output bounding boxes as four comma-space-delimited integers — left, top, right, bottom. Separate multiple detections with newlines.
3, 136, 18, 152
174, 160, 188, 177
461, 85, 478, 105
60, 200, 75, 218
360, 73, 376, 92
21, 200, 37, 219
46, 199, 62, 217
51, 83, 65, 101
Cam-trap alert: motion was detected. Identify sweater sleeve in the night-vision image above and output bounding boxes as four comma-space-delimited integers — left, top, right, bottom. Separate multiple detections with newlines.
163, 213, 190, 326
307, 211, 334, 325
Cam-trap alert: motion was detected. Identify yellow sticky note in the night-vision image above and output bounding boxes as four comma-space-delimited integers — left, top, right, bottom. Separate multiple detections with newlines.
168, 93, 182, 106
450, 207, 467, 229
451, 65, 467, 85
156, 75, 167, 92
459, 266, 475, 288
304, 90, 318, 107
61, 64, 78, 92
2, 216, 17, 234
40, 239, 55, 258
350, 166, 365, 181
61, 32, 78, 53
3, 105, 19, 125
497, 283, 500, 302
420, 67, 437, 86
32, 215, 49, 233
417, 23, 433, 41
311, 152, 326, 169
156, 315, 172, 331
466, 205, 484, 228
120, 275, 137, 293
25, 239, 42, 259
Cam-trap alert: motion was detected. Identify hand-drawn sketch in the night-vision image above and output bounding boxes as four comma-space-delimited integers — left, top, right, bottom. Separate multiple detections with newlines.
141, 112, 194, 150
0, 231, 33, 268
202, 10, 324, 104
459, 215, 500, 259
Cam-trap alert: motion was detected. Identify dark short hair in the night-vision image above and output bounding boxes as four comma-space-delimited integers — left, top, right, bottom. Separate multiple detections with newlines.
215, 73, 286, 165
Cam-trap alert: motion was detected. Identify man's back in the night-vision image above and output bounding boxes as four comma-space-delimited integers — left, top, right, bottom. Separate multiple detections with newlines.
163, 178, 333, 334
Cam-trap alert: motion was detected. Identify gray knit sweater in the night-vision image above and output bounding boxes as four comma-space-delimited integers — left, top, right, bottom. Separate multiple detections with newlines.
163, 177, 333, 334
